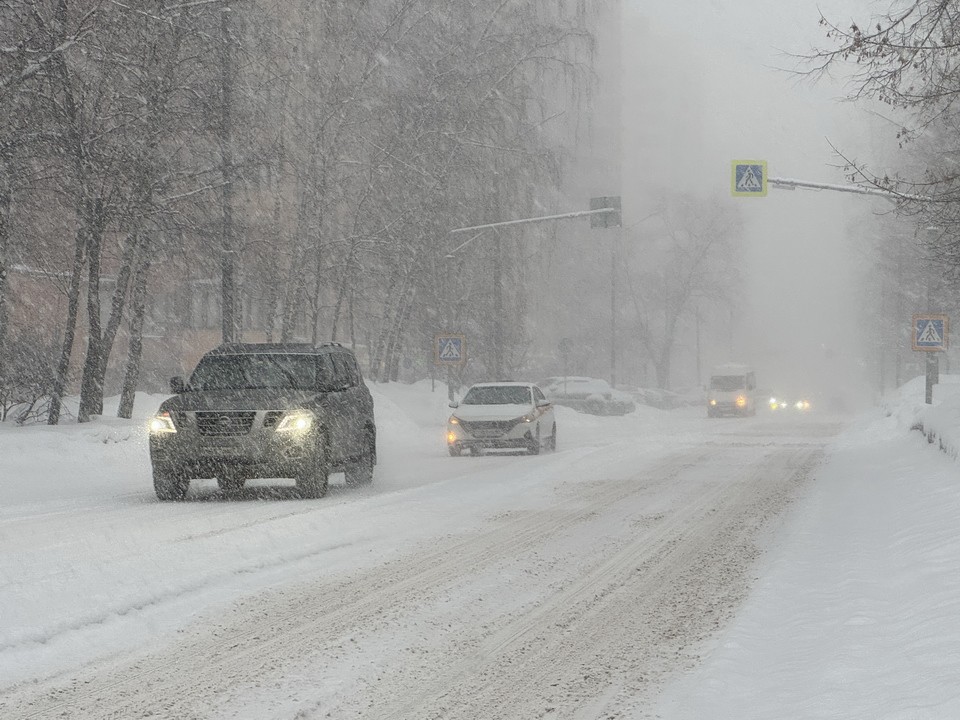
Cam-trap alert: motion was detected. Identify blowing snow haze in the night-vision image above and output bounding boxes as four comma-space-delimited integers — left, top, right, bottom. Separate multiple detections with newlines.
6, 2, 960, 718
624, 0, 889, 406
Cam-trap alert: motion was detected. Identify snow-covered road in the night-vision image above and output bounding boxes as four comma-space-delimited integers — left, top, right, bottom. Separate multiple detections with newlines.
0, 384, 843, 719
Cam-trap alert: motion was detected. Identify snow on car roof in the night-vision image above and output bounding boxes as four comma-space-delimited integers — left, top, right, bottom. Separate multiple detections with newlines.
468, 381, 536, 388
711, 363, 752, 374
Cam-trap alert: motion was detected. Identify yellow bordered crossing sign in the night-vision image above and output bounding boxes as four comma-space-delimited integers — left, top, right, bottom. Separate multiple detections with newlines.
731, 160, 767, 197
912, 314, 949, 352
435, 334, 466, 366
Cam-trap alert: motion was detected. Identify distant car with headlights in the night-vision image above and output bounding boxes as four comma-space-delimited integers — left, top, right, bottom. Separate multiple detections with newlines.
768, 396, 812, 412
706, 363, 757, 417
447, 382, 556, 456
148, 343, 376, 501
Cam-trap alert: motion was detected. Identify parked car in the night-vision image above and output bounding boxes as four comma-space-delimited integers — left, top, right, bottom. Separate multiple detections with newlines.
447, 382, 556, 456
148, 343, 376, 500
538, 376, 636, 416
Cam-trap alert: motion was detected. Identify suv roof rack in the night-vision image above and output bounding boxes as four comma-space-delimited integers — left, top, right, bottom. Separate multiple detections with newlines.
207, 342, 340, 355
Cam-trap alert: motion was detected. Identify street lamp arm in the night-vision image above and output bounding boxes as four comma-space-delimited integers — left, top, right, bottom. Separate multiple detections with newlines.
449, 207, 618, 235
445, 230, 488, 259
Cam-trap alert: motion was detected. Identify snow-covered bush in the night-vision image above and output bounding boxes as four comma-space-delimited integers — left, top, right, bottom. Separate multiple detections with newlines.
0, 331, 56, 424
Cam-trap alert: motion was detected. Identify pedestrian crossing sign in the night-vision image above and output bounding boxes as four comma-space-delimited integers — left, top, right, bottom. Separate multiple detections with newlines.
435, 334, 467, 366
731, 160, 767, 197
913, 314, 949, 351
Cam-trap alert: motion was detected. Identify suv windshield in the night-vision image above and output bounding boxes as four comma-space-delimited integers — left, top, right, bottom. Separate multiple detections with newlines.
189, 354, 316, 391
710, 376, 746, 391
462, 386, 531, 405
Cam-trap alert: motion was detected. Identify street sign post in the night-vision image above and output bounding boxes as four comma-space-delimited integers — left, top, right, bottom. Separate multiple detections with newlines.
912, 314, 949, 404
731, 160, 768, 197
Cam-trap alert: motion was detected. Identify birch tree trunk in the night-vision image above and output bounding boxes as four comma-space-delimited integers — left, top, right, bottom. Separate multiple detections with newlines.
0, 177, 9, 378
48, 227, 85, 425
118, 257, 149, 419
77, 197, 105, 422
219, 2, 238, 344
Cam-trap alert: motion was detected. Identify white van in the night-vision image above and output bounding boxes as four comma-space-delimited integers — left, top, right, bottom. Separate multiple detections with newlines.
706, 364, 757, 417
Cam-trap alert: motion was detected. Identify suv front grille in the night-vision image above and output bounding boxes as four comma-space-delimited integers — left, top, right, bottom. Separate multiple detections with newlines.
263, 411, 284, 428
459, 419, 520, 436
195, 411, 256, 436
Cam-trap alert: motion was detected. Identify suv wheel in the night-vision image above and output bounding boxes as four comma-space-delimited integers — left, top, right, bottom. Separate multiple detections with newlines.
297, 441, 329, 499
345, 431, 375, 486
548, 424, 557, 451
154, 468, 189, 501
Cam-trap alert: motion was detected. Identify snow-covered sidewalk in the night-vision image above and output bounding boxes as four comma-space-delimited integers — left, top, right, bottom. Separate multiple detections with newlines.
659, 396, 960, 718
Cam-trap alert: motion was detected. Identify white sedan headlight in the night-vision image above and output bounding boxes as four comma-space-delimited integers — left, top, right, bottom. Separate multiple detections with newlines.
276, 410, 315, 433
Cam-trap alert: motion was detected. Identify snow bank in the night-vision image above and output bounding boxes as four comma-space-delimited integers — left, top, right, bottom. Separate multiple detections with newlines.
885, 374, 960, 458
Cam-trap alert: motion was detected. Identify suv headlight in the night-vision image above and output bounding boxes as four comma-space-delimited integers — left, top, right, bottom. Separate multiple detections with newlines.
149, 411, 177, 434
448, 416, 460, 425
276, 410, 315, 433
520, 413, 535, 423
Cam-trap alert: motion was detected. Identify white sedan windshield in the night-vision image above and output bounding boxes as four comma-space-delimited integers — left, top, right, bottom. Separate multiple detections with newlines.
462, 386, 531, 405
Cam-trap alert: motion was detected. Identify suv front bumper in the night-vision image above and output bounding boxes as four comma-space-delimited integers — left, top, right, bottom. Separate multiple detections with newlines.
149, 411, 318, 478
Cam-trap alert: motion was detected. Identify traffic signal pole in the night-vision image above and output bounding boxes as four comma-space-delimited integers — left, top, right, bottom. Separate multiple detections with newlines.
448, 199, 622, 383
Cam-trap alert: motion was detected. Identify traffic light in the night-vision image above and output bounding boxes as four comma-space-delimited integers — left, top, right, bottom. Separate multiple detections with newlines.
590, 196, 621, 228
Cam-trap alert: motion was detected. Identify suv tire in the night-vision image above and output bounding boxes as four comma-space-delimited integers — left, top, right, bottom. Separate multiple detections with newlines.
154, 468, 189, 501
345, 431, 375, 486
297, 442, 329, 499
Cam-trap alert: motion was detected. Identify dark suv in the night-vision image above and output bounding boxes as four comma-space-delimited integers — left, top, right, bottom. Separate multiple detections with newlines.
148, 343, 376, 501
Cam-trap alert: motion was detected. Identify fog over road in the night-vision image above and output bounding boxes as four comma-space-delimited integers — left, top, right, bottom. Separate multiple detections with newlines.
0, 395, 841, 719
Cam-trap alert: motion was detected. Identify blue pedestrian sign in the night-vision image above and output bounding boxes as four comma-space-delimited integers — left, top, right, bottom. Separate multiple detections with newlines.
913, 314, 949, 351
731, 160, 767, 197
435, 334, 466, 366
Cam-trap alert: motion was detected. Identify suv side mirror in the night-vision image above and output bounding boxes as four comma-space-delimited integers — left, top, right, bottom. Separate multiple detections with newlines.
170, 376, 187, 394
449, 401, 459, 409
536, 399, 551, 408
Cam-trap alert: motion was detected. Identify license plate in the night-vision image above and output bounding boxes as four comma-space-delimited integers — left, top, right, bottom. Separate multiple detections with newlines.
202, 444, 244, 456
472, 429, 503, 438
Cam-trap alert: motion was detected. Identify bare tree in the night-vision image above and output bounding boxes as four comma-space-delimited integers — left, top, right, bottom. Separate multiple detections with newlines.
623, 195, 744, 389
806, 3, 960, 234
0, 0, 612, 422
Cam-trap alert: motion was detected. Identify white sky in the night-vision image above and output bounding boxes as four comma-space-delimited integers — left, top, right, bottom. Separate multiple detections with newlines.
623, 0, 897, 403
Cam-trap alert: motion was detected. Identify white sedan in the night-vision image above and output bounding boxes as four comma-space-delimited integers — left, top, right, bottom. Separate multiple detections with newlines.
447, 382, 557, 456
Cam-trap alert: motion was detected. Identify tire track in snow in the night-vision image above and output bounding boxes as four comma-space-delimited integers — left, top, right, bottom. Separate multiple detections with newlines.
1, 445, 693, 718
366, 446, 821, 719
